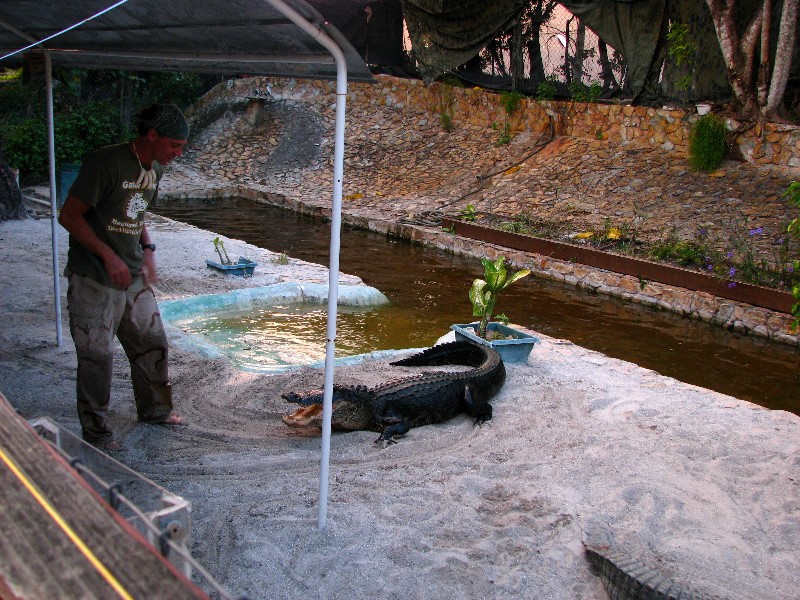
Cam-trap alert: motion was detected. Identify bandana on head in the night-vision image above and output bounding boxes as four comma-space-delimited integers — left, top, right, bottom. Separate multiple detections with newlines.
139, 104, 189, 140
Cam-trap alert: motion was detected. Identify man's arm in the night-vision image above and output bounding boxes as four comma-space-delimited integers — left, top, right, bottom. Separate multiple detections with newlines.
139, 223, 158, 285
59, 196, 132, 288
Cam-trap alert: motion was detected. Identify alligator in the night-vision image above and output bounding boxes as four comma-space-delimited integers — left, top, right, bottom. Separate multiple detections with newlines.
281, 340, 506, 445
583, 519, 723, 600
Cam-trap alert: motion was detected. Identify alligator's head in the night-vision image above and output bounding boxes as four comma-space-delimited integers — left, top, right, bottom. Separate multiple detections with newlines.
282, 385, 374, 433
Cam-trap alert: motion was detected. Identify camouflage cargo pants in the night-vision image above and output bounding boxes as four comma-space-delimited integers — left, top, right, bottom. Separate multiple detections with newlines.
67, 272, 173, 443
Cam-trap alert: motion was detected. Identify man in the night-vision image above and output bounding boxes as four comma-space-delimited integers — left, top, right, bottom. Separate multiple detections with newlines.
59, 104, 188, 451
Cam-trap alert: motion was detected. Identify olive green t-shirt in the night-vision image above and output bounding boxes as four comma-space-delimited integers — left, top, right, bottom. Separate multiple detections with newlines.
65, 143, 164, 287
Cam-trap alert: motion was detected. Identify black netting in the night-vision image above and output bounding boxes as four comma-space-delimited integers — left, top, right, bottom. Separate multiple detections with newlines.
400, 0, 531, 82
561, 0, 666, 101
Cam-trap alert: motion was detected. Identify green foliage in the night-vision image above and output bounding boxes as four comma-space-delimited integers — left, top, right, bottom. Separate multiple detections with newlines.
2, 100, 122, 179
536, 75, 558, 101
0, 68, 214, 182
0, 68, 22, 82
688, 114, 727, 172
649, 238, 706, 266
783, 182, 800, 327
440, 112, 453, 132
469, 256, 531, 339
666, 22, 697, 94
460, 204, 477, 222
568, 80, 601, 103
666, 23, 697, 67
500, 90, 524, 115
492, 121, 511, 146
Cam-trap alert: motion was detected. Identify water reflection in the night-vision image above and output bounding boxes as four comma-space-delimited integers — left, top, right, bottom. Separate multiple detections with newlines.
153, 197, 800, 415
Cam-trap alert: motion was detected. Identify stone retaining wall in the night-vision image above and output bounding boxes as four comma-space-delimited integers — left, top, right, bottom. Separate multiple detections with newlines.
164, 183, 800, 346
190, 75, 800, 172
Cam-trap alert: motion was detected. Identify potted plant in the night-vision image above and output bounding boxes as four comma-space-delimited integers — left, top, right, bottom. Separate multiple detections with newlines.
205, 236, 258, 276
451, 256, 539, 363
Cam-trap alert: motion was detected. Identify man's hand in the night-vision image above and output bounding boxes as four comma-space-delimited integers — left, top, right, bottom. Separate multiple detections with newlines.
103, 253, 132, 288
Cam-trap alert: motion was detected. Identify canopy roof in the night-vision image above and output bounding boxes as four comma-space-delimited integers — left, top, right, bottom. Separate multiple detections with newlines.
0, 0, 375, 82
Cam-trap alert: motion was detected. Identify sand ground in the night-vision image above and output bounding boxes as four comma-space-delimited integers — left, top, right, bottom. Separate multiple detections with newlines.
1, 212, 799, 600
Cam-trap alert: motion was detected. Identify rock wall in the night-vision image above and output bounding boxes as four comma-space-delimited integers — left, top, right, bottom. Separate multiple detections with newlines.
189, 75, 800, 173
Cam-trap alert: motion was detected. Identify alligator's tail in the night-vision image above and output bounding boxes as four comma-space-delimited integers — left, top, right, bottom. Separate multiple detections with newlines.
583, 519, 717, 600
390, 341, 494, 368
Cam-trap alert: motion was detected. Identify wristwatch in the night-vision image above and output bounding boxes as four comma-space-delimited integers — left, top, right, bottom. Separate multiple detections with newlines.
141, 243, 156, 252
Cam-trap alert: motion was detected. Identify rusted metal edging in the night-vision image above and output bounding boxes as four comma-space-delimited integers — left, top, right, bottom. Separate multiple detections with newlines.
442, 218, 795, 314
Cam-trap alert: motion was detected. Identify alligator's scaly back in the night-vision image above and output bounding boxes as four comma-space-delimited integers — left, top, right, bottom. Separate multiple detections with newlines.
390, 341, 492, 368
283, 340, 506, 445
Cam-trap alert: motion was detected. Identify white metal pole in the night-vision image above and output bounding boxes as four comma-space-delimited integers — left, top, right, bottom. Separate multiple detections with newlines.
262, 0, 348, 531
44, 51, 63, 346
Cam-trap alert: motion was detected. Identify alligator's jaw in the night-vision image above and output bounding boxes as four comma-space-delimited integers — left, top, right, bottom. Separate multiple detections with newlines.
282, 404, 323, 429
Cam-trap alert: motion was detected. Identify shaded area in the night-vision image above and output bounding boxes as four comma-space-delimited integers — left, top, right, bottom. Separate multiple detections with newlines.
153, 197, 800, 415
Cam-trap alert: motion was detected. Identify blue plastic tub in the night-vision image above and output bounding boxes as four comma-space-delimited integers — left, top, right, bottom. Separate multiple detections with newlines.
205, 256, 257, 277
450, 322, 539, 364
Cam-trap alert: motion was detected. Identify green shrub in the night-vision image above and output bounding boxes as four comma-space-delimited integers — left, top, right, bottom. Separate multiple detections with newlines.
688, 114, 727, 172
536, 76, 558, 101
2, 100, 122, 180
500, 90, 524, 115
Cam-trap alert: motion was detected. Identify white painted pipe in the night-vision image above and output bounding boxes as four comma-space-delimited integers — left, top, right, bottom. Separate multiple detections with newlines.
262, 0, 348, 531
44, 51, 63, 347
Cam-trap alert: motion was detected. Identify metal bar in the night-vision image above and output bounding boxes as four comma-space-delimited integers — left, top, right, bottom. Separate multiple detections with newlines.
44, 51, 62, 346
41, 48, 335, 64
262, 0, 348, 531
0, 0, 131, 60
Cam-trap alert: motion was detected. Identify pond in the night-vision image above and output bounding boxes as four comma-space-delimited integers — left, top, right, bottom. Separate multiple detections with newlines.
152, 197, 800, 416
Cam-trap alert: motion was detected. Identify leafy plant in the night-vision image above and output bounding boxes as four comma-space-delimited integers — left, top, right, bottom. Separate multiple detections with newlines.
469, 256, 531, 339
213, 236, 231, 264
569, 80, 602, 103
536, 75, 558, 101
440, 112, 453, 132
688, 114, 727, 172
493, 121, 511, 146
784, 181, 800, 327
500, 90, 524, 115
460, 204, 477, 222
666, 22, 697, 94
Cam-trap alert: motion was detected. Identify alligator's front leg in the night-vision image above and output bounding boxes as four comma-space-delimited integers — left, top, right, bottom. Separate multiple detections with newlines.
373, 420, 411, 448
463, 384, 493, 426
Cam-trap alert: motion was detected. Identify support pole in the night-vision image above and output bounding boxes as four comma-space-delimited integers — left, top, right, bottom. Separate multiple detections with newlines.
44, 51, 63, 346
263, 0, 348, 531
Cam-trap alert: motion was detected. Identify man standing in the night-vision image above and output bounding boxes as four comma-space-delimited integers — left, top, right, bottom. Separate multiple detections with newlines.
59, 104, 188, 451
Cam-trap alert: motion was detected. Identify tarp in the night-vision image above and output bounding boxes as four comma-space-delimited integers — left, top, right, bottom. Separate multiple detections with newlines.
401, 0, 530, 82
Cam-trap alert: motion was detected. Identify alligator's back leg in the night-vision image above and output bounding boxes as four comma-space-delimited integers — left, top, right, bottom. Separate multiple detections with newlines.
463, 384, 492, 425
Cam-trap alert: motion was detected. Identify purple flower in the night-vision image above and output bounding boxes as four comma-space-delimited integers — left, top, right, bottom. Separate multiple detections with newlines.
728, 267, 736, 276
726, 251, 733, 258
728, 282, 737, 288
749, 227, 764, 236
778, 238, 785, 244
707, 264, 714, 270
789, 265, 795, 273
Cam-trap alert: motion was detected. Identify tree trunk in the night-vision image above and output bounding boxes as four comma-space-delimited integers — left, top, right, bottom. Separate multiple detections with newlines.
511, 18, 524, 92
598, 40, 618, 93
757, 0, 772, 107
706, 0, 795, 121
763, 0, 799, 119
527, 28, 546, 83
0, 146, 26, 221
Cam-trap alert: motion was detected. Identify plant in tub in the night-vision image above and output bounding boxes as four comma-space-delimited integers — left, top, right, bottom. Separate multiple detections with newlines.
469, 256, 531, 339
